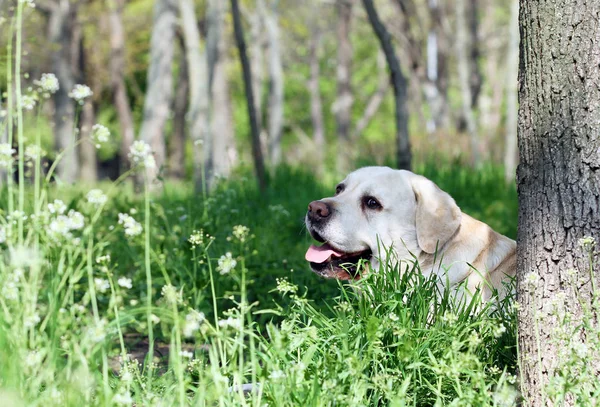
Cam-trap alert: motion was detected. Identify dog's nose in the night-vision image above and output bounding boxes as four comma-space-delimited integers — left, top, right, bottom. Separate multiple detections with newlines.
308, 200, 331, 221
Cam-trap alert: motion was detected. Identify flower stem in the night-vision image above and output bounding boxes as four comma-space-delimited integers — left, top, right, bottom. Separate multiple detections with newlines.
15, 0, 25, 244
144, 173, 154, 385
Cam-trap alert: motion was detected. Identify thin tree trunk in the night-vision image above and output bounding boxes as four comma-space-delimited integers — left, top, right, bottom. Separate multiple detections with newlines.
49, 0, 78, 183
138, 0, 177, 185
334, 0, 354, 172
210, 0, 236, 180
503, 0, 518, 183
468, 0, 482, 109
455, 0, 479, 165
249, 2, 264, 134
169, 44, 188, 180
362, 0, 411, 170
231, 0, 266, 191
179, 0, 210, 190
353, 50, 389, 138
518, 0, 600, 405
108, 0, 135, 173
79, 99, 97, 182
308, 22, 325, 174
264, 0, 284, 166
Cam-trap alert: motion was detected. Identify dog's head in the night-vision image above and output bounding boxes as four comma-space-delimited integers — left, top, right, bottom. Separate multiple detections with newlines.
305, 166, 462, 280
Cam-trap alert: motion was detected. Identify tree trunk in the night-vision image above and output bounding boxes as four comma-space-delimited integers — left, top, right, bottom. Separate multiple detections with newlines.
503, 0, 518, 183
108, 0, 135, 173
231, 0, 267, 191
362, 0, 411, 170
210, 5, 237, 180
49, 0, 78, 184
455, 0, 479, 165
169, 44, 188, 180
468, 0, 482, 109
79, 99, 98, 182
517, 1, 600, 405
353, 50, 389, 138
308, 22, 325, 174
334, 0, 354, 172
249, 2, 265, 135
138, 0, 177, 185
179, 0, 210, 190
263, 0, 284, 166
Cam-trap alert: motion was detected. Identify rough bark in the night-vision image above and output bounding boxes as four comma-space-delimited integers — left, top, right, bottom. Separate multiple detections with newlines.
108, 0, 135, 172
517, 0, 600, 405
263, 0, 284, 166
210, 0, 236, 180
503, 0, 518, 183
362, 0, 411, 170
231, 0, 267, 191
308, 22, 325, 174
455, 0, 479, 165
169, 45, 188, 180
138, 0, 177, 185
48, 0, 78, 183
334, 0, 354, 172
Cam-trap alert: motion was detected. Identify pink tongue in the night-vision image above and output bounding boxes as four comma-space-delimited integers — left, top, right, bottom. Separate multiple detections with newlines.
305, 243, 344, 263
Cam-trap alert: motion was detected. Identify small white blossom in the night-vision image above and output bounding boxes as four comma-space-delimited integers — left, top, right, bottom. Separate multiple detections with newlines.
69, 84, 93, 104
49, 215, 72, 238
128, 140, 155, 169
34, 73, 59, 94
150, 314, 161, 324
388, 312, 399, 322
19, 0, 36, 8
218, 316, 242, 330
525, 272, 539, 290
493, 324, 507, 338
20, 95, 36, 110
94, 278, 110, 293
269, 370, 285, 381
48, 199, 67, 215
118, 213, 142, 237
180, 350, 193, 359
571, 341, 588, 359
67, 210, 85, 230
183, 310, 206, 337
217, 252, 237, 275
276, 277, 297, 294
86, 189, 107, 206
24, 312, 41, 329
117, 277, 132, 290
578, 236, 596, 252
112, 390, 133, 406
86, 318, 107, 343
25, 145, 46, 161
161, 284, 181, 304
0, 143, 15, 168
25, 350, 43, 368
91, 124, 110, 148
232, 225, 250, 242
0, 227, 6, 244
2, 281, 18, 301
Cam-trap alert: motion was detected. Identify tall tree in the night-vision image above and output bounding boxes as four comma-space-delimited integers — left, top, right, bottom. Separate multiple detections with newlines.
503, 0, 518, 183
138, 0, 177, 184
169, 42, 189, 180
231, 0, 267, 191
48, 0, 78, 183
455, 0, 479, 165
517, 0, 600, 405
179, 0, 210, 190
334, 0, 354, 172
362, 0, 411, 170
263, 0, 284, 166
308, 17, 325, 174
107, 0, 135, 172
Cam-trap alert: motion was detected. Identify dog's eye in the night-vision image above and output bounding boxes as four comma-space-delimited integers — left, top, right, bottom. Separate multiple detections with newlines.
363, 196, 382, 210
335, 184, 344, 195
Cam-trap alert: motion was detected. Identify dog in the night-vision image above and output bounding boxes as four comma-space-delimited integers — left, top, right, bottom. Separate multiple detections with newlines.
304, 166, 515, 302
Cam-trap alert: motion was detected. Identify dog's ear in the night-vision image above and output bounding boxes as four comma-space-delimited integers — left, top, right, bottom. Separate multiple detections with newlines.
410, 175, 462, 254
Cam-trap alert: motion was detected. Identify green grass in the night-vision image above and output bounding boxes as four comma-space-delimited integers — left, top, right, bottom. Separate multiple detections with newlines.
0, 162, 520, 406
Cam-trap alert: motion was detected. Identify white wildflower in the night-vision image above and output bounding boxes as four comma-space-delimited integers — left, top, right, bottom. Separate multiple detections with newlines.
525, 272, 539, 290
276, 277, 297, 294
118, 213, 142, 237
180, 350, 193, 359
25, 350, 43, 368
269, 370, 285, 381
24, 312, 41, 329
578, 236, 596, 252
150, 314, 161, 324
0, 143, 15, 168
232, 225, 250, 242
86, 318, 107, 343
442, 312, 459, 324
34, 73, 59, 94
0, 226, 6, 244
86, 189, 107, 206
112, 390, 133, 406
217, 252, 237, 275
49, 215, 72, 239
48, 199, 67, 215
183, 310, 206, 337
96, 254, 111, 264
117, 277, 132, 290
68, 84, 93, 104
388, 312, 399, 322
25, 145, 46, 161
91, 124, 110, 148
493, 324, 507, 338
94, 278, 110, 293
2, 281, 18, 301
218, 316, 242, 330
67, 210, 84, 230
20, 94, 36, 110
19, 0, 36, 8
128, 140, 155, 169
572, 341, 588, 359
161, 284, 181, 304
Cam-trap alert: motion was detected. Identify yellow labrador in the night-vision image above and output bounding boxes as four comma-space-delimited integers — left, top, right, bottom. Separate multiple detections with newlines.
304, 166, 515, 301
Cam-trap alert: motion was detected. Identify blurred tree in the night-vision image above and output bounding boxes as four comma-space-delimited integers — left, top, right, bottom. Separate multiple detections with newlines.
169, 37, 188, 180
352, 50, 388, 139
334, 0, 354, 172
362, 0, 411, 170
138, 0, 177, 185
47, 0, 79, 183
307, 13, 325, 174
107, 0, 135, 172
517, 0, 600, 404
231, 0, 266, 191
503, 0, 518, 183
468, 0, 482, 109
249, 1, 265, 138
263, 0, 284, 166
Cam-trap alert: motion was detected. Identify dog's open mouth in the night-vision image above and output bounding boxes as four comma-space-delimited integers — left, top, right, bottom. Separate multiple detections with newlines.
305, 243, 372, 280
